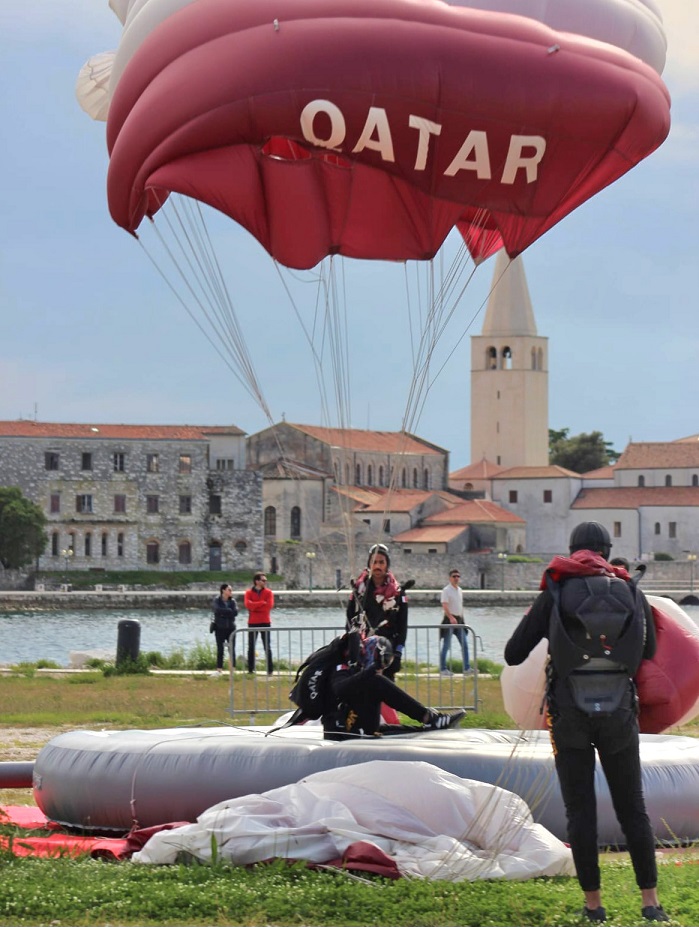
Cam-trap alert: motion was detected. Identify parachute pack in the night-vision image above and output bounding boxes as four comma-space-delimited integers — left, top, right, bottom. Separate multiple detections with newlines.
288, 633, 350, 721
547, 571, 646, 717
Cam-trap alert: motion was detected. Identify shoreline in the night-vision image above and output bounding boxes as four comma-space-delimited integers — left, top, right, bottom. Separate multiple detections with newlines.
0, 586, 695, 612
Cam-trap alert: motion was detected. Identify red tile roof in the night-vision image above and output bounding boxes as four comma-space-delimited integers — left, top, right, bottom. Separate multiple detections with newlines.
287, 424, 446, 455
616, 442, 699, 469
424, 499, 525, 525
450, 458, 504, 481
356, 490, 435, 513
0, 421, 244, 440
582, 465, 616, 479
573, 486, 699, 509
393, 524, 468, 543
493, 465, 580, 479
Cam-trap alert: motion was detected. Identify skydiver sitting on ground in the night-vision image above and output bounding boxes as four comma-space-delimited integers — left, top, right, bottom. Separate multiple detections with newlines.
322, 633, 465, 741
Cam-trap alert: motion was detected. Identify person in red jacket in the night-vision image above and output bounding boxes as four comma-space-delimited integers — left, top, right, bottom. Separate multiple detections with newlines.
244, 572, 274, 674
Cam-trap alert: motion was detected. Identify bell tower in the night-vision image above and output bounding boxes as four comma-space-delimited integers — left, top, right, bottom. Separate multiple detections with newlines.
470, 251, 548, 468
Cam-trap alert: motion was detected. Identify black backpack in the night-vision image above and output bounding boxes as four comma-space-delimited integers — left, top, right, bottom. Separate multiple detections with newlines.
288, 633, 349, 720
547, 571, 646, 716
266, 633, 352, 735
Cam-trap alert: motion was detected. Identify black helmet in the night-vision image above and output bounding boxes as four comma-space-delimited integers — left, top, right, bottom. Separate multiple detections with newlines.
569, 521, 612, 558
361, 635, 394, 670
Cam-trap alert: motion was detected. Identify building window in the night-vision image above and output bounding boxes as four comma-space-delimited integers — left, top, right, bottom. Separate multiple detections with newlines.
355, 463, 362, 485
290, 506, 301, 539
113, 452, 125, 472
423, 468, 429, 490
117, 532, 125, 557
693, 475, 699, 487
76, 494, 93, 514
412, 468, 418, 488
367, 465, 373, 487
264, 506, 277, 536
146, 540, 160, 564
84, 533, 92, 557
209, 494, 222, 516
216, 459, 234, 471
179, 454, 192, 473
146, 495, 159, 514
383, 518, 391, 534
669, 522, 677, 539
114, 494, 126, 514
665, 474, 672, 487
654, 522, 660, 535
379, 466, 385, 487
234, 540, 247, 554
45, 452, 59, 471
179, 495, 192, 515
428, 548, 438, 554
509, 490, 518, 503
81, 452, 92, 471
178, 541, 192, 565
638, 475, 645, 487
147, 453, 159, 473
401, 468, 407, 488
51, 532, 59, 556
50, 493, 60, 514
543, 490, 552, 503
101, 532, 108, 557
613, 522, 622, 538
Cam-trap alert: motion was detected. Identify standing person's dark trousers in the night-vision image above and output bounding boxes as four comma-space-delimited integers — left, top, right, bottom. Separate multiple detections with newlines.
247, 628, 273, 674
549, 701, 657, 894
214, 627, 235, 670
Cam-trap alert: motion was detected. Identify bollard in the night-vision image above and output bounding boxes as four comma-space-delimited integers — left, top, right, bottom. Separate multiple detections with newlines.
116, 619, 141, 667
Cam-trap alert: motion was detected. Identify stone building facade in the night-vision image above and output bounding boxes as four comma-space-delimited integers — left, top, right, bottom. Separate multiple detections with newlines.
0, 421, 263, 573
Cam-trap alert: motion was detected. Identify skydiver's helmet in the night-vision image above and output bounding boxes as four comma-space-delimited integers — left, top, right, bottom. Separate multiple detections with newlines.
569, 521, 612, 559
361, 635, 394, 670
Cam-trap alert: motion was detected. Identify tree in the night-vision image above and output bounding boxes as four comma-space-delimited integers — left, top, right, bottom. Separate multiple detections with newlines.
0, 487, 47, 570
549, 429, 620, 474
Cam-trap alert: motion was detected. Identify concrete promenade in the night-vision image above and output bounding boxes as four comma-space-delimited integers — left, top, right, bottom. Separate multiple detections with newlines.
0, 586, 696, 611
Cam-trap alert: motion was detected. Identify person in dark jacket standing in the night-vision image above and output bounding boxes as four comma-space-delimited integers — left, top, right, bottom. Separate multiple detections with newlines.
211, 583, 238, 674
504, 522, 667, 924
323, 633, 465, 740
346, 543, 408, 680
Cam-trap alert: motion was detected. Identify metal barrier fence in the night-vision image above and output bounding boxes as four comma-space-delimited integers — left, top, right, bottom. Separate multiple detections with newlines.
225, 623, 479, 722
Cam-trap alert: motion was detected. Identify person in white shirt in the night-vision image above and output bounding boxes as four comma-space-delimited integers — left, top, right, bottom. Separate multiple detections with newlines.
439, 569, 471, 675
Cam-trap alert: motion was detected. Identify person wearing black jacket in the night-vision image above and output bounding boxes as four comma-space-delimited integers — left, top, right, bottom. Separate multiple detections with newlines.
322, 633, 464, 740
346, 544, 408, 680
504, 522, 667, 924
211, 583, 238, 673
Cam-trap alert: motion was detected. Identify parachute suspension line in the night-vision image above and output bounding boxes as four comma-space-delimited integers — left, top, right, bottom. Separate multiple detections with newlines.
164, 197, 273, 421
137, 200, 273, 421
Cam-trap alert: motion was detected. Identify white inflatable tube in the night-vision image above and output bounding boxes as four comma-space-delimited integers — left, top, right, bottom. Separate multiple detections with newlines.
33, 726, 699, 847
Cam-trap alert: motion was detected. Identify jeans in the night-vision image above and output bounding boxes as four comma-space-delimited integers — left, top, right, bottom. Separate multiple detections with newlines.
440, 624, 469, 671
214, 627, 235, 670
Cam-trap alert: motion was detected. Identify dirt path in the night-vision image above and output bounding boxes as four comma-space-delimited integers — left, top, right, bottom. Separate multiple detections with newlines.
1, 726, 69, 762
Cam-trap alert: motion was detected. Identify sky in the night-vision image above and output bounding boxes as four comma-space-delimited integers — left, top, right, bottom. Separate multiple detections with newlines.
0, 1, 697, 471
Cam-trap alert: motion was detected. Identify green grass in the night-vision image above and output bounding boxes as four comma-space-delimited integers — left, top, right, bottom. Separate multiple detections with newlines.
35, 569, 281, 590
0, 849, 696, 926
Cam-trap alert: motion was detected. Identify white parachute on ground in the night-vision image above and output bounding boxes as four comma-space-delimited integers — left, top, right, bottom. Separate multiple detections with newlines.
132, 759, 575, 880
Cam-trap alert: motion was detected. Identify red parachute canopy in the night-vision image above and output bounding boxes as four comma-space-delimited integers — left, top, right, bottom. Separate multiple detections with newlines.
106, 0, 671, 269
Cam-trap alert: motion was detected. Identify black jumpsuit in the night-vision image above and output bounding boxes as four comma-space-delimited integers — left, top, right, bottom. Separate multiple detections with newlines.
504, 578, 658, 893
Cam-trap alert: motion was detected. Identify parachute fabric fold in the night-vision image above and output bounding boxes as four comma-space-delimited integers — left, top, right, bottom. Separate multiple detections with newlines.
132, 760, 575, 881
104, 0, 671, 268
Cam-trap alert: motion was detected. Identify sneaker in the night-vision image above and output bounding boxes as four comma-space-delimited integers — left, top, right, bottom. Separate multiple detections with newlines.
439, 669, 453, 676
582, 907, 606, 923
463, 667, 474, 675
642, 906, 669, 922
427, 708, 466, 730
